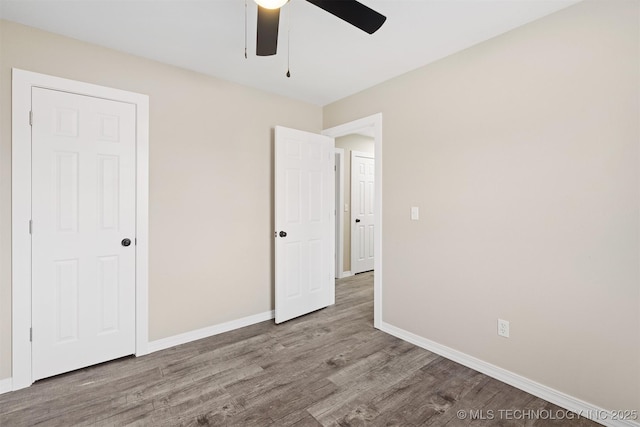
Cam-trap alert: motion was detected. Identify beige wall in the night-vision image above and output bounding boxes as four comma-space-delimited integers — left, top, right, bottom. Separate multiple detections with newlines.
335, 134, 374, 272
0, 20, 322, 380
325, 0, 639, 414
1, 0, 638, 414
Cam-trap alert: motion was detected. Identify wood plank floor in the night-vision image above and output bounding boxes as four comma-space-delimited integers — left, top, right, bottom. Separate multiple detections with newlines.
0, 272, 598, 426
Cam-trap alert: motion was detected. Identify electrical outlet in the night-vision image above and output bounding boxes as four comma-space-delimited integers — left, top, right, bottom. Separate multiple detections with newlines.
497, 319, 510, 338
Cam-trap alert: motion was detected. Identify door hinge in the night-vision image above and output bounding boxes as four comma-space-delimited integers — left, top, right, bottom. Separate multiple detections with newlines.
29, 327, 32, 342
334, 165, 336, 171
29, 111, 33, 126
29, 220, 32, 234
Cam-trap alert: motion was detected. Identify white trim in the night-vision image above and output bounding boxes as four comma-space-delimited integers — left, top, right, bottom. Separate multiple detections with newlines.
148, 310, 275, 353
0, 378, 13, 395
380, 322, 639, 427
350, 151, 375, 276
323, 113, 383, 329
11, 70, 32, 391
11, 68, 150, 389
334, 148, 345, 279
341, 271, 353, 278
134, 89, 150, 357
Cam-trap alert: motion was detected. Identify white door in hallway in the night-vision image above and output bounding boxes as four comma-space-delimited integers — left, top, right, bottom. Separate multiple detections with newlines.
274, 126, 335, 323
31, 87, 137, 380
351, 152, 375, 274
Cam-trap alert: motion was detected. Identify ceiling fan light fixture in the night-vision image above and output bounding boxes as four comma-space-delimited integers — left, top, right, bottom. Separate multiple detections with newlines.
255, 0, 386, 57
254, 0, 288, 10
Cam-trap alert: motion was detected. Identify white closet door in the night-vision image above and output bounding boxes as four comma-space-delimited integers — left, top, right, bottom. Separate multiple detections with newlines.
31, 87, 137, 380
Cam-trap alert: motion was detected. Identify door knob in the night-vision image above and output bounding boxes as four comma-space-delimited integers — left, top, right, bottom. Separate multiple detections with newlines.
355, 219, 361, 223
121, 238, 132, 247
279, 231, 287, 237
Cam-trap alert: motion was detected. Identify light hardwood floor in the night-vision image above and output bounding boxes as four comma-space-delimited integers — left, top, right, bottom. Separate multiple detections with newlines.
0, 272, 597, 426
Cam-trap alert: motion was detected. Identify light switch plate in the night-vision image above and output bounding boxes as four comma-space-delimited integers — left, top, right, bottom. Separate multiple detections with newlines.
344, 204, 349, 212
411, 207, 419, 220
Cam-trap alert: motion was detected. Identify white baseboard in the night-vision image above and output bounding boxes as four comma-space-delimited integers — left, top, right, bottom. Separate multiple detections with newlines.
341, 271, 353, 278
148, 310, 275, 353
0, 377, 13, 395
380, 322, 639, 427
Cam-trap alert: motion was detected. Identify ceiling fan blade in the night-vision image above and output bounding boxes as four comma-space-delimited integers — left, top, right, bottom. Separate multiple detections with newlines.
305, 0, 386, 34
256, 5, 280, 56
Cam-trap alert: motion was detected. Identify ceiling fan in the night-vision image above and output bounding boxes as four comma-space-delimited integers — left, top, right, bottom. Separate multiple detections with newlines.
255, 0, 387, 56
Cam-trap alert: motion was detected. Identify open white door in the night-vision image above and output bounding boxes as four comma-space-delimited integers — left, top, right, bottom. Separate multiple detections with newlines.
275, 126, 335, 324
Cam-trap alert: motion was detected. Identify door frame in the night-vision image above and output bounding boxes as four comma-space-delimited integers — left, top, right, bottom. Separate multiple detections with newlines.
350, 151, 375, 275
11, 69, 150, 390
334, 148, 345, 279
322, 113, 382, 329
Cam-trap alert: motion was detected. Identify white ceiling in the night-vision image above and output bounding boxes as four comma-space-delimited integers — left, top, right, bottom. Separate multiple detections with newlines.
0, 0, 579, 106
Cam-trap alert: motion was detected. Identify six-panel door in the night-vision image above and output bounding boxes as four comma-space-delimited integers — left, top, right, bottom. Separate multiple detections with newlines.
351, 153, 375, 274
275, 126, 335, 324
31, 88, 137, 380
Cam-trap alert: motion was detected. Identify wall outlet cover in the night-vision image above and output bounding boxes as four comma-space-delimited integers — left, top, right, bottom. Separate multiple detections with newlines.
498, 319, 510, 338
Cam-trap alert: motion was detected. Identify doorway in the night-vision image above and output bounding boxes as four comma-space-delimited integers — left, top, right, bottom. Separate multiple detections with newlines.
323, 114, 382, 328
333, 136, 375, 276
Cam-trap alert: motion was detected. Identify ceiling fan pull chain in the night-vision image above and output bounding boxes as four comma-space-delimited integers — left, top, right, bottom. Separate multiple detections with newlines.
286, 2, 292, 77
244, 0, 248, 59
